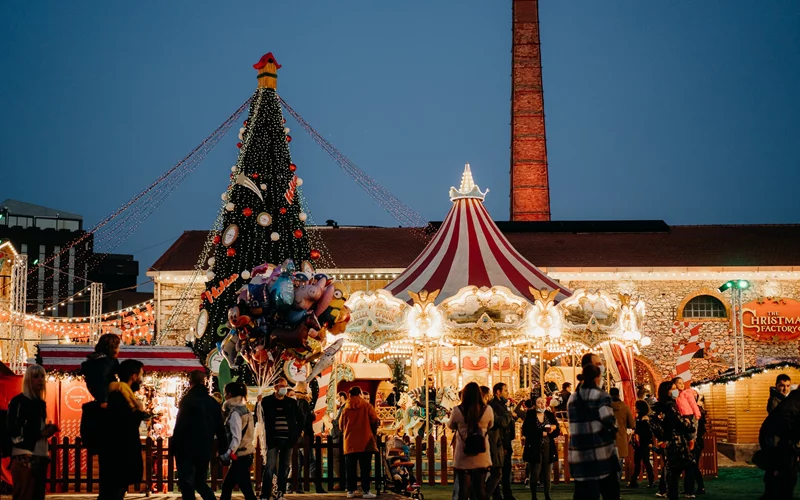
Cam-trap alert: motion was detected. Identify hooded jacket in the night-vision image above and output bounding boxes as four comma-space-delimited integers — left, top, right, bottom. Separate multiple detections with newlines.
223, 396, 255, 457
340, 395, 379, 454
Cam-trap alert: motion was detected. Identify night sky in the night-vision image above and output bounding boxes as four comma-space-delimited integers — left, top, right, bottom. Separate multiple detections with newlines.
1, 1, 799, 283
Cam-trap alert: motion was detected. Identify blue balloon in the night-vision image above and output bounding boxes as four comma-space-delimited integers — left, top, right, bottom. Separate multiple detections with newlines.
270, 275, 295, 310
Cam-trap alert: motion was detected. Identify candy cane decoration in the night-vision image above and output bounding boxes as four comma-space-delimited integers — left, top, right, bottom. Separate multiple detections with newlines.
313, 365, 333, 433
673, 322, 716, 382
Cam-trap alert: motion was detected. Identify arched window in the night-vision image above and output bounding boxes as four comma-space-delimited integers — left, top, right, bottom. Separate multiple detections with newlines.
682, 295, 727, 319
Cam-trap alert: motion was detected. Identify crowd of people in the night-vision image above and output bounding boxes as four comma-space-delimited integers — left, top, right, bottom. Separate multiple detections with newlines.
10, 334, 800, 500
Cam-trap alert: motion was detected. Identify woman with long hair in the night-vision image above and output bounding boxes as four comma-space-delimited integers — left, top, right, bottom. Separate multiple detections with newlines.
448, 382, 494, 500
522, 397, 560, 500
651, 380, 694, 500
7, 365, 59, 500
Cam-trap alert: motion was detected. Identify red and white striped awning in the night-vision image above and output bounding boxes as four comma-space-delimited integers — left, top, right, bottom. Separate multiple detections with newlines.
385, 165, 571, 304
38, 345, 204, 373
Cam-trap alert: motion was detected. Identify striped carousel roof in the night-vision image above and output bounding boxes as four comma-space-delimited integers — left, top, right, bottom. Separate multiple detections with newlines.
384, 165, 572, 304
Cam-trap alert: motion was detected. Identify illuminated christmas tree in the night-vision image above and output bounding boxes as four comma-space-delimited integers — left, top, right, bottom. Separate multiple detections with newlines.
194, 53, 313, 374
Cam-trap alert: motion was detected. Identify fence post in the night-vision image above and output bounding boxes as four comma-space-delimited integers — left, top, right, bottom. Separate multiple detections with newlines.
314, 436, 323, 491
291, 440, 300, 493
415, 436, 423, 487
303, 434, 311, 492
145, 437, 153, 495
326, 437, 334, 491
439, 434, 448, 485
87, 447, 94, 493
562, 435, 571, 483
425, 433, 434, 486
49, 438, 58, 493
210, 439, 219, 491
167, 437, 175, 493
61, 437, 69, 493
75, 437, 83, 493
155, 438, 164, 493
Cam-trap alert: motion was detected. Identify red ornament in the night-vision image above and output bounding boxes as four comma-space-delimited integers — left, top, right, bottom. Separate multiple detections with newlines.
279, 207, 287, 215
226, 248, 236, 257
213, 235, 221, 245
310, 249, 321, 260
286, 135, 292, 143
282, 118, 286, 124
251, 173, 259, 179
243, 120, 248, 126
236, 142, 242, 148
243, 207, 253, 217
289, 163, 297, 172
293, 229, 303, 239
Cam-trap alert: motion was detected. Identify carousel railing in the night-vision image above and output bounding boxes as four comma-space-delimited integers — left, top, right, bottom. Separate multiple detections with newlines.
41, 432, 718, 492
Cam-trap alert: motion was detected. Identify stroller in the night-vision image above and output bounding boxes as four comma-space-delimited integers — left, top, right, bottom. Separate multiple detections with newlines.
383, 433, 423, 500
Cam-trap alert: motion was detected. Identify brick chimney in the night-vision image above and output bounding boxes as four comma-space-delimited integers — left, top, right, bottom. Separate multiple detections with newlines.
510, 0, 550, 221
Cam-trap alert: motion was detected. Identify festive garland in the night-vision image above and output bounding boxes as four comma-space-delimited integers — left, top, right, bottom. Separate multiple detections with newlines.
692, 361, 800, 387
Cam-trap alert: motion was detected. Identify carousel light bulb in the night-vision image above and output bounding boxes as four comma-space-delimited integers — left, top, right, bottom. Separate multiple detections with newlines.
416, 358, 424, 367
633, 331, 642, 341
548, 327, 561, 338
622, 331, 634, 341
522, 356, 529, 365
641, 336, 652, 347
405, 359, 412, 367
492, 355, 499, 364
450, 355, 458, 364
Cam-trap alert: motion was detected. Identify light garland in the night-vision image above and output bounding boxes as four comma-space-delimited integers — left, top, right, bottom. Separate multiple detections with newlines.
549, 270, 800, 281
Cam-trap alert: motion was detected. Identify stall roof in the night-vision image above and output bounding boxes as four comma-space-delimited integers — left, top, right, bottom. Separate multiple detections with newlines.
37, 345, 204, 373
347, 362, 392, 380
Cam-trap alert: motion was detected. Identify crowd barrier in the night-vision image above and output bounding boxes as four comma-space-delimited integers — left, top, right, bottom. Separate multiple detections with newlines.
42, 433, 718, 493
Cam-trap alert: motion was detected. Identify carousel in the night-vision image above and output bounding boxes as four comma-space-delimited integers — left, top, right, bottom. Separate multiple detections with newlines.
341, 165, 654, 436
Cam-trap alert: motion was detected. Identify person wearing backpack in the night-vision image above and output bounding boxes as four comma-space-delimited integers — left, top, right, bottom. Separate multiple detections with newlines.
567, 363, 620, 500
449, 382, 494, 500
219, 381, 257, 500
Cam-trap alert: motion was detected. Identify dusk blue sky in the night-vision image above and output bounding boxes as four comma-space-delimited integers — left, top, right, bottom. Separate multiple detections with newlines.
2, 1, 799, 283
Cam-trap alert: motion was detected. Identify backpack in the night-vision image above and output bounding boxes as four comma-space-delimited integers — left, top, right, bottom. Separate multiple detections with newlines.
80, 401, 106, 454
459, 405, 487, 456
0, 409, 12, 458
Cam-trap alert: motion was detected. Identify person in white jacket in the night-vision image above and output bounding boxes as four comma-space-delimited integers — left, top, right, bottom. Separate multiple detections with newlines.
219, 382, 257, 500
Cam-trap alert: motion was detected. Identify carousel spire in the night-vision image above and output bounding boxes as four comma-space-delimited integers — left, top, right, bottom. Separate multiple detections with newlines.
449, 163, 488, 202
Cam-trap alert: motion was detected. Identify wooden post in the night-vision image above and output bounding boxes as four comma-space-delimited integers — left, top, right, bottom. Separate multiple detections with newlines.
49, 438, 57, 493
415, 436, 423, 487
562, 435, 570, 483
145, 437, 153, 495
427, 433, 435, 485
87, 447, 94, 493
167, 438, 175, 493
75, 437, 83, 492
326, 437, 334, 491
156, 438, 164, 492
292, 441, 300, 492
440, 434, 448, 485
303, 434, 311, 492
61, 437, 69, 493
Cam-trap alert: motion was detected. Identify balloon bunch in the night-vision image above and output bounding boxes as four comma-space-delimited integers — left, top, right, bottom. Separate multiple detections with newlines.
216, 259, 351, 383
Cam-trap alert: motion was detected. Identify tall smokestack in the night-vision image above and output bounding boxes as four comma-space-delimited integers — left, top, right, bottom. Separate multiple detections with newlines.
510, 0, 550, 221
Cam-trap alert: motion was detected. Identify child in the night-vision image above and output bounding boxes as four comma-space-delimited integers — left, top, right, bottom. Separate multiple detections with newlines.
629, 400, 655, 488
673, 377, 701, 447
80, 333, 121, 408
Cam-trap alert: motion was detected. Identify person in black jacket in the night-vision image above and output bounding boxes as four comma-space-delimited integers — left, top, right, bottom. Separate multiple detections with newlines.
7, 364, 59, 500
757, 387, 800, 500
767, 374, 792, 413
522, 397, 560, 500
486, 383, 513, 500
80, 333, 121, 407
260, 378, 301, 500
98, 359, 148, 500
172, 370, 225, 500
628, 400, 654, 489
683, 398, 707, 496
650, 381, 694, 500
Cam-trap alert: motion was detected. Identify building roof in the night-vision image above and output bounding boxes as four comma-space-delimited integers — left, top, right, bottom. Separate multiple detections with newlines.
384, 165, 570, 303
149, 222, 800, 275
0, 199, 82, 220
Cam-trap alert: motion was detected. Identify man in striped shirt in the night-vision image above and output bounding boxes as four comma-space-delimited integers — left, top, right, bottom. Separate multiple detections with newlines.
567, 363, 620, 500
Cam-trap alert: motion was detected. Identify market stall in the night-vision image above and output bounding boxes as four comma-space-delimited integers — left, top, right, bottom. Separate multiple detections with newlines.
37, 344, 204, 439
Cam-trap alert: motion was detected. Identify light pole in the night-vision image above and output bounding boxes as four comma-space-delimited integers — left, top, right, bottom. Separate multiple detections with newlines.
719, 280, 750, 373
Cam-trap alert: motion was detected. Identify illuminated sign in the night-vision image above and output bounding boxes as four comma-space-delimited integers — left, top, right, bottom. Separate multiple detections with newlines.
742, 297, 800, 342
